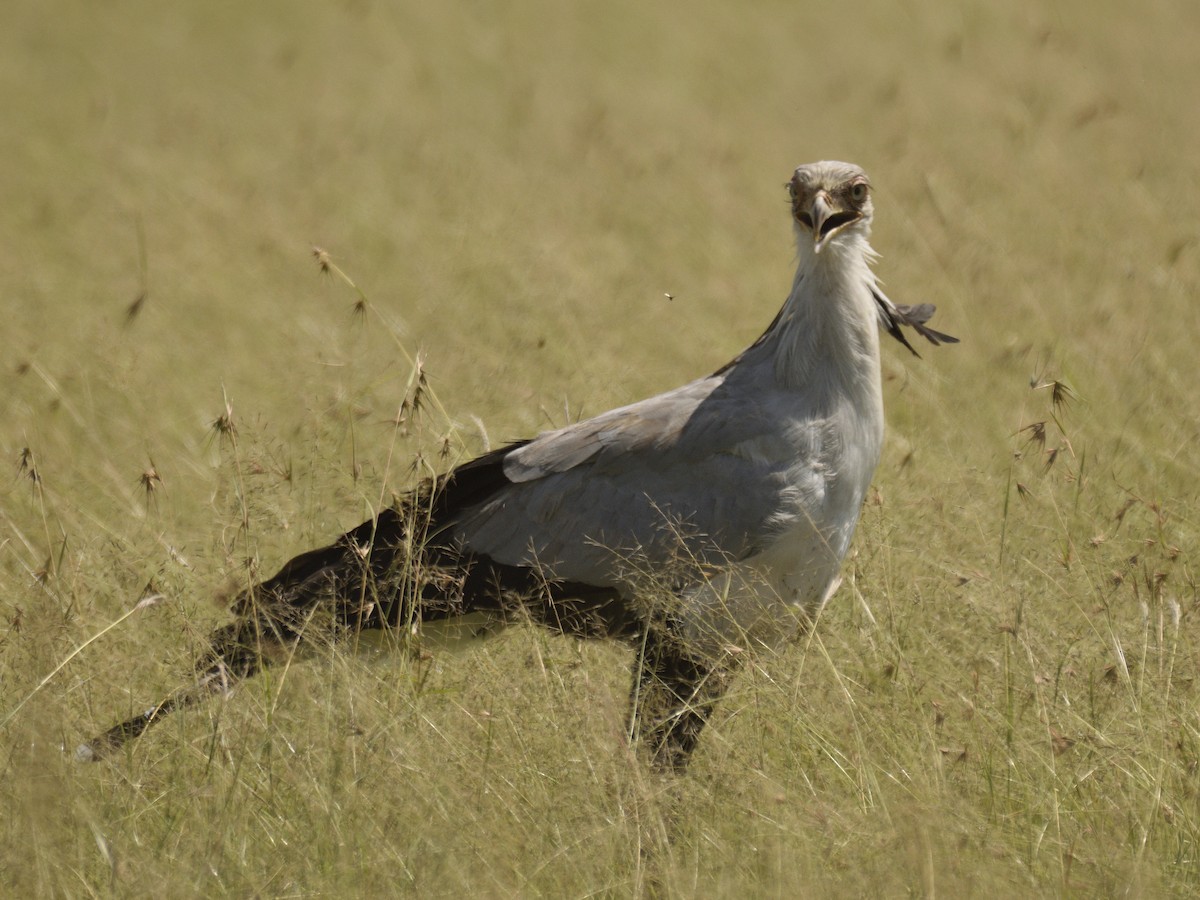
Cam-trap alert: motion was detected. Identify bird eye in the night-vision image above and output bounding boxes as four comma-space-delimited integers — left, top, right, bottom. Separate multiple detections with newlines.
849, 181, 869, 203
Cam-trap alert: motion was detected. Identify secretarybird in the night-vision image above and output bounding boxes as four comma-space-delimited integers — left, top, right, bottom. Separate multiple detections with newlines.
80, 161, 956, 770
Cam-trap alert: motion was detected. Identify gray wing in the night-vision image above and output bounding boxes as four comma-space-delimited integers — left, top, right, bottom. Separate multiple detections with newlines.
446, 373, 818, 589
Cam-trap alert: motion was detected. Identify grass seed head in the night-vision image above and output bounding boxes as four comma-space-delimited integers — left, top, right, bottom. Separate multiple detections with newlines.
1031, 372, 1078, 413
17, 447, 40, 484
312, 245, 332, 274
1019, 421, 1047, 449
212, 398, 238, 444
139, 462, 162, 496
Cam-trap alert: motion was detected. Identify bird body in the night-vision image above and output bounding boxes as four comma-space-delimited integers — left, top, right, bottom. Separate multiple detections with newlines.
447, 164, 888, 652
81, 161, 955, 769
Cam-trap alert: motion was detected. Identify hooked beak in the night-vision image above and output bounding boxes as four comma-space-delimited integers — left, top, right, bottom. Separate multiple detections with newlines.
807, 191, 862, 254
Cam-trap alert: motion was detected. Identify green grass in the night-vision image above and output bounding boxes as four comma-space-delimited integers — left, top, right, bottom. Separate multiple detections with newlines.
3, 0, 1200, 895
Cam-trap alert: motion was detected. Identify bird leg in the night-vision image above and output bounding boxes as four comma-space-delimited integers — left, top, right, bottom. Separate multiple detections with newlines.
629, 623, 736, 772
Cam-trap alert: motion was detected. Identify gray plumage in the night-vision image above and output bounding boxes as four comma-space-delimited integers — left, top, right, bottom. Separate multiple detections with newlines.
450, 161, 944, 648
80, 160, 956, 770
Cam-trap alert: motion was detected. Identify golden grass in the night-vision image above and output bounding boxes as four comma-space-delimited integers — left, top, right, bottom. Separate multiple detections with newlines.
3, 0, 1199, 895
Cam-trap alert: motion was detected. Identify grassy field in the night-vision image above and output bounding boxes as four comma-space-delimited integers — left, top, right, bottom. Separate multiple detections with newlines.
3, 0, 1199, 895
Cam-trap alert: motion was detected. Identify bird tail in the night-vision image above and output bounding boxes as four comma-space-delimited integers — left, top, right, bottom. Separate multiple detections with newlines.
77, 442, 627, 761
77, 507, 424, 761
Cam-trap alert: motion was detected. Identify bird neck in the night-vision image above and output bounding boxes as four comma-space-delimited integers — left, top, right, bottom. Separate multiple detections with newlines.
768, 235, 884, 402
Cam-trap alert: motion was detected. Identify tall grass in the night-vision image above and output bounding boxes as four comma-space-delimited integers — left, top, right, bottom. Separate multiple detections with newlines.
3, 0, 1199, 895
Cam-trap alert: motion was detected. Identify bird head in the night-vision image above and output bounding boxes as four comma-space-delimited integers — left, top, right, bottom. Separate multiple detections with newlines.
788, 161, 873, 255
